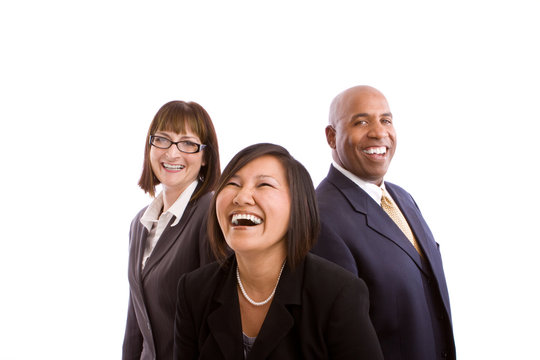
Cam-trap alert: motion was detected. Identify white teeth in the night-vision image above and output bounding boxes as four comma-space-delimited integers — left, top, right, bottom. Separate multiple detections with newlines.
163, 163, 185, 170
231, 213, 262, 225
364, 147, 386, 155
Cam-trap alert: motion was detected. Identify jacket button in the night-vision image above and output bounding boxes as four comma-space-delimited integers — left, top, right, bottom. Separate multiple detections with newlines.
441, 351, 448, 358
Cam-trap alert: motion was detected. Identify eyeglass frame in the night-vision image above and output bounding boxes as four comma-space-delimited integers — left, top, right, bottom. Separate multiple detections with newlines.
149, 135, 207, 154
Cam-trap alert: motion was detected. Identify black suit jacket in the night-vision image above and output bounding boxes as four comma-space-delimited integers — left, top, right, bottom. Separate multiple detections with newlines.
174, 253, 383, 360
123, 190, 214, 360
311, 166, 455, 360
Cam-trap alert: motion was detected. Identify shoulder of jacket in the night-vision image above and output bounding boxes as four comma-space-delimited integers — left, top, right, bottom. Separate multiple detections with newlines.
129, 205, 149, 229
182, 260, 224, 287
305, 254, 360, 288
385, 181, 408, 194
189, 191, 213, 213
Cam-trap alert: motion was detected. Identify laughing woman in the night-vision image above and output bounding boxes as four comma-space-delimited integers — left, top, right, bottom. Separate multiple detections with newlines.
123, 101, 220, 360
174, 143, 383, 359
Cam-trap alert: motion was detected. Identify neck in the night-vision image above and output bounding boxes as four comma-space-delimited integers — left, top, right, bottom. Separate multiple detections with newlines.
161, 186, 187, 212
236, 252, 286, 295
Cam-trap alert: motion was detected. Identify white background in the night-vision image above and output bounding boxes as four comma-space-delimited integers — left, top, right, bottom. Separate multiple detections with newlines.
1, 1, 539, 359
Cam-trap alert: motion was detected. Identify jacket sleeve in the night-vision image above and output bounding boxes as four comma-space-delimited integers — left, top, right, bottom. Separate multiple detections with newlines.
326, 277, 383, 360
312, 219, 359, 276
122, 294, 143, 360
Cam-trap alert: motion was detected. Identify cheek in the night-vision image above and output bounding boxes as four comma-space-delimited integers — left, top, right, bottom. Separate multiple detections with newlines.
215, 193, 231, 228
338, 133, 359, 152
149, 151, 161, 172
272, 195, 291, 227
188, 154, 204, 170
282, 207, 292, 227
349, 132, 365, 146
149, 148, 160, 163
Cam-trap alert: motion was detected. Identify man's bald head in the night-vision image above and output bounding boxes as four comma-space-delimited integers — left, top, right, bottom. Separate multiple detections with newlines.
329, 85, 389, 127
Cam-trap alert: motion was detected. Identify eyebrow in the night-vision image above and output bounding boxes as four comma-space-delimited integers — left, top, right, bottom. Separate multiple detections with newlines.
257, 175, 278, 181
155, 132, 200, 141
230, 174, 279, 182
351, 113, 369, 119
351, 112, 393, 120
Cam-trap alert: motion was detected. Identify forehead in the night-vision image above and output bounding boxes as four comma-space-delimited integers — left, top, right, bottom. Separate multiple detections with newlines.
337, 88, 391, 120
234, 155, 287, 179
155, 126, 200, 140
343, 91, 390, 113
154, 114, 205, 140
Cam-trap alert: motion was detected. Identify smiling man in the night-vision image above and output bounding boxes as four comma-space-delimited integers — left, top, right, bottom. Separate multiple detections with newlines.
311, 85, 456, 360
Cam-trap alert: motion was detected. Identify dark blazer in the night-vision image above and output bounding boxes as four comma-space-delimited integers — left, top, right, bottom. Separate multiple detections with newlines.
174, 253, 383, 360
123, 190, 214, 360
311, 166, 456, 360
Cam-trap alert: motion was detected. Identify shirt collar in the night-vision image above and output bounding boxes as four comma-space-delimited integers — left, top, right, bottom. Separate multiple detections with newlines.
167, 180, 198, 226
331, 161, 386, 205
140, 180, 199, 230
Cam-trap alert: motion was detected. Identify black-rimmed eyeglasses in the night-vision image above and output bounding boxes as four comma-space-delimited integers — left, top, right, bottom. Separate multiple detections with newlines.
149, 135, 207, 154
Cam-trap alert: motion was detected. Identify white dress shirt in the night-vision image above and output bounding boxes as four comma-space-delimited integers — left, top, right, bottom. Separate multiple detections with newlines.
331, 161, 392, 205
139, 180, 198, 268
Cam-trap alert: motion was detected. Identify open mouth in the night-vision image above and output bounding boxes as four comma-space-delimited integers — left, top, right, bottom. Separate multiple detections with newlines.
231, 213, 262, 226
363, 146, 387, 155
163, 163, 185, 170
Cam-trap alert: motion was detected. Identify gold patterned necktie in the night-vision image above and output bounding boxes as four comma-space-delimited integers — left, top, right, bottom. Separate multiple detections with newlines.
380, 188, 423, 255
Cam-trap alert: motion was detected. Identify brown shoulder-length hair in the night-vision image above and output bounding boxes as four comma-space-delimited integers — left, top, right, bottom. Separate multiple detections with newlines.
208, 143, 319, 270
138, 101, 220, 200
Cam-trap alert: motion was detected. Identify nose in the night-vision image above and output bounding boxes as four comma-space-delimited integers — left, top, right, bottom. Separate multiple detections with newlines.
367, 121, 387, 139
165, 143, 183, 157
233, 186, 255, 206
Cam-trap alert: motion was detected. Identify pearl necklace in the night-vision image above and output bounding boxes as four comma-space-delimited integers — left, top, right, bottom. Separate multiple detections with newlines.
236, 261, 286, 307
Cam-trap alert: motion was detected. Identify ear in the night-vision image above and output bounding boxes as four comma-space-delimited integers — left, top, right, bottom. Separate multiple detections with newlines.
202, 151, 207, 167
325, 125, 336, 149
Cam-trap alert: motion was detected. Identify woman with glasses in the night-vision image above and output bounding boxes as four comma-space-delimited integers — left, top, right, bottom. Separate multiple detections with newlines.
173, 143, 382, 359
123, 101, 220, 360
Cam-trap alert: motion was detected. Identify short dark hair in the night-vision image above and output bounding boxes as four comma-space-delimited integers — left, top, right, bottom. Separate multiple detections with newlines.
208, 143, 319, 269
138, 101, 220, 200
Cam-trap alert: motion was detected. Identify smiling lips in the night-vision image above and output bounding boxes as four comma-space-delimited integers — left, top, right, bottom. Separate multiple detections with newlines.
163, 163, 185, 171
363, 146, 387, 155
231, 213, 263, 226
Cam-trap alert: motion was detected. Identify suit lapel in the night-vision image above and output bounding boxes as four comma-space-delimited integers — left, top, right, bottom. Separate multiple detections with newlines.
248, 304, 294, 359
386, 183, 454, 319
248, 262, 300, 359
386, 184, 439, 276
204, 259, 303, 359
328, 167, 428, 276
141, 198, 198, 280
131, 218, 149, 284
206, 260, 244, 358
